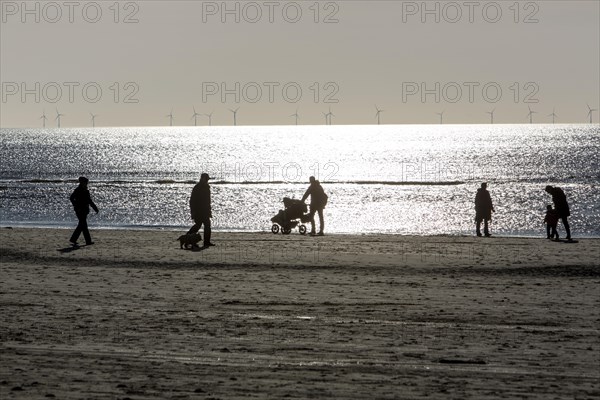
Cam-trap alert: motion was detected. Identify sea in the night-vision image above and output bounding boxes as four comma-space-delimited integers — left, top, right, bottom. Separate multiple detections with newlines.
1, 124, 599, 237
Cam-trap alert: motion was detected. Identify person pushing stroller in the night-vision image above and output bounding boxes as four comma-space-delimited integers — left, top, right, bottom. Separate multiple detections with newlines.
301, 176, 328, 236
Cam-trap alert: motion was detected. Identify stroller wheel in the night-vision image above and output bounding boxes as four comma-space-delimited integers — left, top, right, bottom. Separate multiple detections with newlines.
282, 227, 292, 235
271, 224, 280, 234
299, 225, 307, 235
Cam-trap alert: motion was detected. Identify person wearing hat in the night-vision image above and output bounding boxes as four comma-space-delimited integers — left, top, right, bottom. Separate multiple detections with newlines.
474, 182, 494, 237
69, 176, 99, 245
545, 185, 572, 241
187, 173, 215, 247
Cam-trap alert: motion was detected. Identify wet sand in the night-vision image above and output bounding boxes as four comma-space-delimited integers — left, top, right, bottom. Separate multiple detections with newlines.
1, 228, 599, 399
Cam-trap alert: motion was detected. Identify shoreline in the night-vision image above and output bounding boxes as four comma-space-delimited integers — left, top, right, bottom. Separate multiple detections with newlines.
2, 227, 599, 270
3, 224, 600, 239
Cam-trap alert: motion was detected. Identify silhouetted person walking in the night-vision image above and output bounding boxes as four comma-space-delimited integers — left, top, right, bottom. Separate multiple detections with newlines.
187, 173, 215, 247
475, 182, 494, 237
69, 176, 98, 245
545, 185, 572, 241
301, 176, 328, 236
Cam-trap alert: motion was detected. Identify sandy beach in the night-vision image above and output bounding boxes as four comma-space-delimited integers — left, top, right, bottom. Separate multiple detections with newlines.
1, 227, 599, 399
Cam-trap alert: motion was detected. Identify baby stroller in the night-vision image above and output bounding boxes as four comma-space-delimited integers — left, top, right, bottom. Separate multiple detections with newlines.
271, 197, 310, 235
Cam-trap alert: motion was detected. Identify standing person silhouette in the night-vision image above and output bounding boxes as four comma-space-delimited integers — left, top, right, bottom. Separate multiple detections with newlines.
187, 173, 215, 247
301, 176, 328, 236
475, 182, 494, 237
69, 176, 99, 245
544, 204, 559, 240
545, 185, 572, 241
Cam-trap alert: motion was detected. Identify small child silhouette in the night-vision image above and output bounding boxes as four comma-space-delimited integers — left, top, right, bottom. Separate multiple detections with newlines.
544, 205, 559, 240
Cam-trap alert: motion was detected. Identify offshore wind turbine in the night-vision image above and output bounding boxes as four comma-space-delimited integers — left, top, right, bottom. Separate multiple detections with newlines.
90, 112, 97, 127
322, 111, 329, 125
527, 106, 537, 124
204, 111, 213, 126
326, 107, 334, 125
55, 108, 65, 128
487, 108, 495, 124
290, 109, 299, 125
587, 104, 597, 123
375, 105, 383, 125
548, 108, 558, 124
229, 107, 239, 126
40, 110, 47, 128
166, 109, 174, 126
191, 106, 201, 126
436, 111, 444, 124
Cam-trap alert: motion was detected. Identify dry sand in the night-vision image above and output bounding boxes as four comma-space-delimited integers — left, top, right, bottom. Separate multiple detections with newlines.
1, 227, 599, 399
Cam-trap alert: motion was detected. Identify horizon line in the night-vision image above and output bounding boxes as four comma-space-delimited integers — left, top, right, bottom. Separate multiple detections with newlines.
1, 122, 599, 129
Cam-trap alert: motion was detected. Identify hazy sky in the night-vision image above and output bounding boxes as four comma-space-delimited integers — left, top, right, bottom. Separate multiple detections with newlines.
1, 0, 599, 127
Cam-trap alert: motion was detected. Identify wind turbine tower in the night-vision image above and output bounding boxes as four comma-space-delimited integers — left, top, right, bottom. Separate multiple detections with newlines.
229, 107, 239, 126
40, 111, 47, 128
587, 104, 597, 123
290, 110, 299, 125
487, 109, 495, 124
375, 105, 384, 125
205, 112, 213, 126
55, 109, 65, 128
326, 107, 334, 125
527, 106, 537, 124
191, 107, 201, 126
548, 108, 558, 124
437, 111, 444, 124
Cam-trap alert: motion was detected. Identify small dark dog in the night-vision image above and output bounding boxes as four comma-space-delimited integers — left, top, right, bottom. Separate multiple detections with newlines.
176, 233, 202, 249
